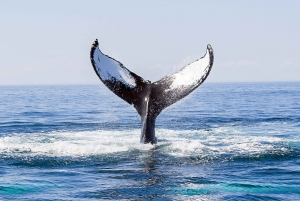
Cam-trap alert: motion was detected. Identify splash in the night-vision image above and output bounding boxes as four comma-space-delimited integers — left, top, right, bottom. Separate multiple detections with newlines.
0, 127, 297, 158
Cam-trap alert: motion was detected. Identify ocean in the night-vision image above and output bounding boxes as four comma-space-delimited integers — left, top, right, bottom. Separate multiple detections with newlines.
0, 82, 299, 200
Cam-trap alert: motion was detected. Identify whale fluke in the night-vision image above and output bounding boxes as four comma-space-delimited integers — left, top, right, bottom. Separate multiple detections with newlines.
90, 39, 214, 144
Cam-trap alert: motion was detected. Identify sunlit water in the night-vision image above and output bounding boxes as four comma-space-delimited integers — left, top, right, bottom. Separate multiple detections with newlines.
0, 83, 300, 200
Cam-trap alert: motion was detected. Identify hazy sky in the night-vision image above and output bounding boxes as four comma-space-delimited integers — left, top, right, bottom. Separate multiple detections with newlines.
1, 0, 299, 85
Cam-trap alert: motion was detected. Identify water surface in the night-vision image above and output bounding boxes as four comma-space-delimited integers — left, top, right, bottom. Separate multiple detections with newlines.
0, 83, 299, 200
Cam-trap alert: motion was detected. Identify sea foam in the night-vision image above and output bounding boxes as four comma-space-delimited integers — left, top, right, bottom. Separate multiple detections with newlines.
0, 127, 296, 158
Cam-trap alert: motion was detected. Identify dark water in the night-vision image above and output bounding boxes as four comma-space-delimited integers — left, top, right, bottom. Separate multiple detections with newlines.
0, 83, 299, 200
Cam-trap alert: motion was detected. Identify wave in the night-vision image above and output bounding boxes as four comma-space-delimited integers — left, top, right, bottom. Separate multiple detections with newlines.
1, 127, 299, 161
0, 121, 141, 134
2, 115, 299, 136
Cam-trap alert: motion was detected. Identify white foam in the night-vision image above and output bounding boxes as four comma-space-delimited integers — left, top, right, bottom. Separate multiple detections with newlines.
0, 130, 152, 157
159, 128, 291, 158
0, 127, 296, 158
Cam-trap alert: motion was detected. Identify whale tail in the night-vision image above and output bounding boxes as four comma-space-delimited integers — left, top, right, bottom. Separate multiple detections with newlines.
90, 39, 214, 144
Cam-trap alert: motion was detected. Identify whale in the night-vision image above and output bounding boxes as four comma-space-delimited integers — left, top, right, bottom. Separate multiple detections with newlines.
90, 39, 214, 144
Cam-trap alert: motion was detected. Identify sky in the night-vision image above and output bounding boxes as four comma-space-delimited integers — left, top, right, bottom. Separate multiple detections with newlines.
0, 0, 299, 85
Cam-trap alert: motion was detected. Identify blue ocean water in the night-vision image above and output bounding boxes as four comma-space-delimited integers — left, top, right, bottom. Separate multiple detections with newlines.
0, 82, 299, 200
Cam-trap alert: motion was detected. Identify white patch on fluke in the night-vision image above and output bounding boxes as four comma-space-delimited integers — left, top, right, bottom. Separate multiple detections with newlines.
93, 47, 136, 88
167, 49, 210, 90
